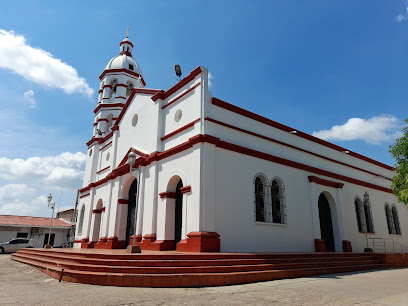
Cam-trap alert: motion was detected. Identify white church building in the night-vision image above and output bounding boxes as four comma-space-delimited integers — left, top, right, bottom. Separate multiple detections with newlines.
74, 35, 407, 253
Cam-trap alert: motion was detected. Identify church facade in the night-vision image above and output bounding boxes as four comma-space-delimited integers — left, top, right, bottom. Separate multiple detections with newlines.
74, 35, 407, 253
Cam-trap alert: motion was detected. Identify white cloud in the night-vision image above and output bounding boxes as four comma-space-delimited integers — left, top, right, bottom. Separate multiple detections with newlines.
208, 72, 214, 88
23, 90, 36, 108
0, 152, 86, 189
312, 115, 403, 145
395, 6, 408, 22
0, 184, 35, 202
0, 29, 93, 97
0, 195, 47, 216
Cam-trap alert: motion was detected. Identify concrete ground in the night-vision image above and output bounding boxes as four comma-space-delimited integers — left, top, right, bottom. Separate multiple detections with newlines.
2, 254, 408, 306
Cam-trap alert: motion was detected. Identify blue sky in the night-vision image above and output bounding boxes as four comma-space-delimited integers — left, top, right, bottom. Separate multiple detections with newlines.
0, 1, 407, 217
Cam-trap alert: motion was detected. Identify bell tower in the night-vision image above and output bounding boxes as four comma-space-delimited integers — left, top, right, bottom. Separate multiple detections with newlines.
83, 31, 146, 186
93, 32, 146, 137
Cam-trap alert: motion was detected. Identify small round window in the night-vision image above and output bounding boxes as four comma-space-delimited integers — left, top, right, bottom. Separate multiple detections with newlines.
132, 114, 138, 127
174, 109, 182, 122
106, 152, 110, 161
89, 149, 92, 157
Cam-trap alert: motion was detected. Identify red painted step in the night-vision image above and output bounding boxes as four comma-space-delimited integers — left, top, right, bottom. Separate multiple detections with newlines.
11, 248, 388, 287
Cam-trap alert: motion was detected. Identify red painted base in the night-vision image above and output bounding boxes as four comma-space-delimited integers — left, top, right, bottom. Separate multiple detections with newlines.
342, 240, 352, 252
81, 241, 95, 249
94, 236, 126, 249
314, 239, 326, 252
94, 237, 108, 249
132, 234, 175, 251
176, 232, 220, 252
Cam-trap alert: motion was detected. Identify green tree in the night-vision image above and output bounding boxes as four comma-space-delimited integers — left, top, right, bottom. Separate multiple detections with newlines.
389, 119, 408, 205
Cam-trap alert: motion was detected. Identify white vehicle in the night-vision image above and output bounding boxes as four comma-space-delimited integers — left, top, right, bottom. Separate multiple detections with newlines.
0, 238, 34, 253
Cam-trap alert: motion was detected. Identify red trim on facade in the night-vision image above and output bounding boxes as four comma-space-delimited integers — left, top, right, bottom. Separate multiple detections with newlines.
117, 147, 149, 168
212, 97, 394, 171
101, 207, 106, 212
96, 166, 110, 174
120, 41, 134, 48
161, 118, 200, 141
92, 209, 102, 214
86, 137, 100, 147
180, 186, 191, 194
152, 66, 202, 102
205, 117, 393, 181
80, 134, 392, 195
93, 122, 98, 126
119, 51, 132, 57
103, 85, 112, 89
118, 199, 129, 204
115, 96, 127, 100
100, 141, 112, 151
215, 138, 393, 194
98, 131, 113, 146
113, 88, 162, 127
99, 69, 146, 86
79, 193, 90, 199
98, 118, 108, 122
115, 84, 128, 88
162, 82, 201, 109
98, 89, 103, 93
134, 88, 163, 95
159, 192, 177, 199
308, 176, 344, 189
94, 102, 125, 114
73, 239, 82, 243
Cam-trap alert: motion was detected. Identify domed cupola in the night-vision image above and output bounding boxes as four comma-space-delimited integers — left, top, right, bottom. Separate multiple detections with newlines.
104, 36, 143, 77
98, 32, 146, 106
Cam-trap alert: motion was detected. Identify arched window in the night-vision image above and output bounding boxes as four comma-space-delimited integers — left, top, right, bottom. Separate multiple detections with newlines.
271, 179, 286, 224
364, 201, 374, 233
126, 81, 134, 96
392, 205, 401, 235
385, 204, 395, 234
355, 198, 364, 232
78, 205, 85, 235
109, 79, 118, 98
355, 196, 374, 233
254, 176, 265, 222
105, 113, 113, 133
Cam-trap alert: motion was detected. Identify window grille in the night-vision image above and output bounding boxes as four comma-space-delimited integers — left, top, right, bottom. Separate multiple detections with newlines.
355, 198, 364, 232
392, 206, 401, 235
254, 177, 265, 222
385, 204, 395, 234
364, 202, 375, 233
271, 180, 285, 224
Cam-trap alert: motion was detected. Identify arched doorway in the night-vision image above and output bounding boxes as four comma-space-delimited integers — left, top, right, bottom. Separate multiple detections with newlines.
318, 193, 335, 252
125, 179, 137, 246
174, 179, 183, 249
92, 200, 103, 242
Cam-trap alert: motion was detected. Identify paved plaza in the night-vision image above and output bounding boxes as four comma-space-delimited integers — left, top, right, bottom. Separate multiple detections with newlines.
1, 254, 408, 305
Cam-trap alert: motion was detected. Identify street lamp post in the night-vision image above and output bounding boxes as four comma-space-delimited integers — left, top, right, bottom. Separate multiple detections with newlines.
363, 192, 373, 252
45, 193, 55, 248
126, 150, 141, 253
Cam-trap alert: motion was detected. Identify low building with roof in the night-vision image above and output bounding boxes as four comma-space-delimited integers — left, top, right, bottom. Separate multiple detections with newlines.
0, 215, 71, 248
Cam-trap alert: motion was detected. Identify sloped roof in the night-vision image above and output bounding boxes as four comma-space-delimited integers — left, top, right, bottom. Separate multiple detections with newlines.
0, 215, 71, 228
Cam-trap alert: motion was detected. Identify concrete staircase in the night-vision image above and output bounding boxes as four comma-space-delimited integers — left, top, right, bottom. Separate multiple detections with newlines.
11, 249, 387, 287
